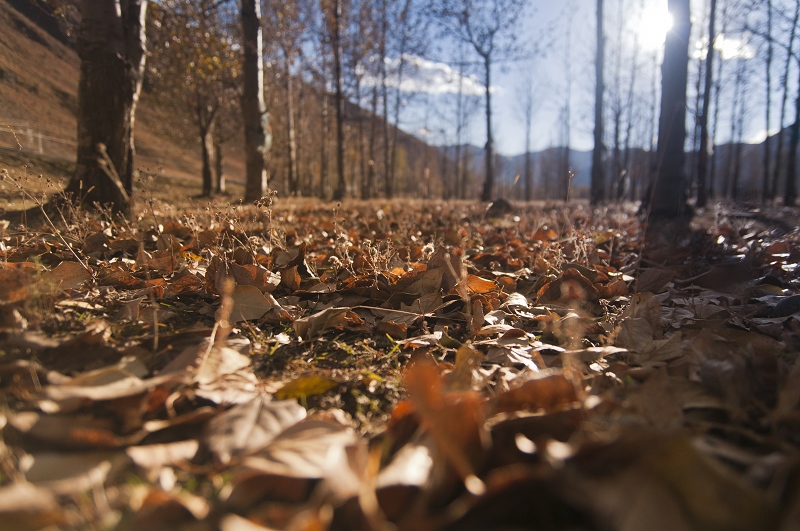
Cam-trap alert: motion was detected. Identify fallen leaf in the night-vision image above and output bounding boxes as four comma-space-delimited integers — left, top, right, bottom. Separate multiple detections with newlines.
0, 482, 68, 531
491, 372, 579, 415
205, 396, 306, 464
126, 440, 200, 470
293, 307, 350, 337
229, 285, 280, 322
40, 260, 92, 291
466, 274, 496, 294
275, 374, 340, 400
25, 451, 130, 495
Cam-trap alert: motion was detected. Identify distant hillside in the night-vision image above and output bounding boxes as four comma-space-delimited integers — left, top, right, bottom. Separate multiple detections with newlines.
0, 0, 450, 199
0, 0, 214, 184
445, 144, 593, 199
455, 131, 797, 202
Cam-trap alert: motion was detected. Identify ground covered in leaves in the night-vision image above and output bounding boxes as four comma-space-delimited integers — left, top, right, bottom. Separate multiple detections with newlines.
2, 188, 800, 530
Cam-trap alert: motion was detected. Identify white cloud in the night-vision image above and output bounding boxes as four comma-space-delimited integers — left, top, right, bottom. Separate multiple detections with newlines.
714, 34, 756, 60
361, 54, 490, 96
693, 33, 756, 61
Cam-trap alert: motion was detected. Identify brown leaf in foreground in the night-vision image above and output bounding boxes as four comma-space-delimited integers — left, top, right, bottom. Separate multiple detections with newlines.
404, 358, 489, 494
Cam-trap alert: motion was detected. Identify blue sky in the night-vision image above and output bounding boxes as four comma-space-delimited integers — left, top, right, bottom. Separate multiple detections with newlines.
384, 0, 785, 156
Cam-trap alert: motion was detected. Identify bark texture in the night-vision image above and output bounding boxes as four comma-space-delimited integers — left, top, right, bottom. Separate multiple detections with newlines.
241, 0, 271, 203
64, 0, 147, 215
649, 0, 691, 220
590, 0, 605, 205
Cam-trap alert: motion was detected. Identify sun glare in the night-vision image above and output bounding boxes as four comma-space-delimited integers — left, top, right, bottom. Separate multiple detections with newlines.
636, 6, 673, 51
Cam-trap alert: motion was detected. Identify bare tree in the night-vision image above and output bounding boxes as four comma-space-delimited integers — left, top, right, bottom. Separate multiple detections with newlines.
264, 0, 309, 197
453, 42, 480, 199
709, 0, 730, 200
241, 0, 271, 202
63, 0, 148, 215
621, 8, 642, 201
696, 0, 716, 208
390, 0, 428, 198
763, 0, 774, 201
725, 55, 746, 199
559, 16, 573, 203
773, 0, 799, 199
649, 0, 691, 220
429, 0, 525, 201
590, 0, 605, 205
517, 64, 542, 202
147, 0, 238, 197
786, 46, 800, 205
324, 0, 347, 200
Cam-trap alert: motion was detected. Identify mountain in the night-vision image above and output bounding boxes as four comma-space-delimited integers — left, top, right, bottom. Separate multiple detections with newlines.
445, 144, 593, 198
453, 133, 796, 202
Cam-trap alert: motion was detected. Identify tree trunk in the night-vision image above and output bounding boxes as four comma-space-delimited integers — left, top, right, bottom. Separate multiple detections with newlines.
381, 5, 391, 199
523, 149, 533, 202
725, 58, 744, 199
365, 84, 378, 199
481, 55, 495, 202
649, 0, 691, 220
590, 0, 605, 205
196, 95, 217, 197
622, 44, 637, 200
388, 8, 411, 199
785, 67, 800, 206
64, 0, 147, 215
241, 0, 270, 203
332, 0, 346, 201
284, 54, 299, 196
689, 25, 704, 199
773, 0, 799, 199
763, 0, 773, 202
696, 0, 716, 208
320, 86, 330, 199
200, 119, 215, 197
646, 49, 658, 201
355, 77, 368, 200
214, 128, 225, 194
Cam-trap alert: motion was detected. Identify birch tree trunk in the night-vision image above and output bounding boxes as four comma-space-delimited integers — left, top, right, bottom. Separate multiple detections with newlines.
241, 0, 270, 203
64, 0, 147, 215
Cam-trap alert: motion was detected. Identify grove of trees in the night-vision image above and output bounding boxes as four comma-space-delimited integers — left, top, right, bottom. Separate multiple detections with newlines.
49, 0, 800, 217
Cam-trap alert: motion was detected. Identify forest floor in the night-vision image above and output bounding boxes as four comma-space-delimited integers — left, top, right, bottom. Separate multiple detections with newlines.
2, 157, 800, 530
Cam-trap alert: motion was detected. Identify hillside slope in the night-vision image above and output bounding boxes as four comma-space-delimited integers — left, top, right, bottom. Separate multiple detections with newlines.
0, 0, 237, 191
0, 1, 452, 202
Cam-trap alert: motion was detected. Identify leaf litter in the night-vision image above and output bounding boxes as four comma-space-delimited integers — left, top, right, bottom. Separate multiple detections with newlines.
1, 199, 800, 529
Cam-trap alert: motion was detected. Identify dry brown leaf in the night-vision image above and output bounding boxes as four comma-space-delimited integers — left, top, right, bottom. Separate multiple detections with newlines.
25, 451, 130, 495
404, 359, 488, 494
126, 440, 200, 470
647, 437, 777, 530
0, 482, 68, 531
466, 274, 496, 294
229, 285, 280, 322
40, 261, 91, 291
636, 267, 675, 293
491, 372, 578, 415
293, 307, 350, 337
0, 265, 34, 302
204, 396, 306, 464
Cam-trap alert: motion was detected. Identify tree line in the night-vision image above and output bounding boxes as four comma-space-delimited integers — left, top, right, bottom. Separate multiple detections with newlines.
31, 0, 800, 221
591, 0, 800, 216
52, 0, 519, 214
